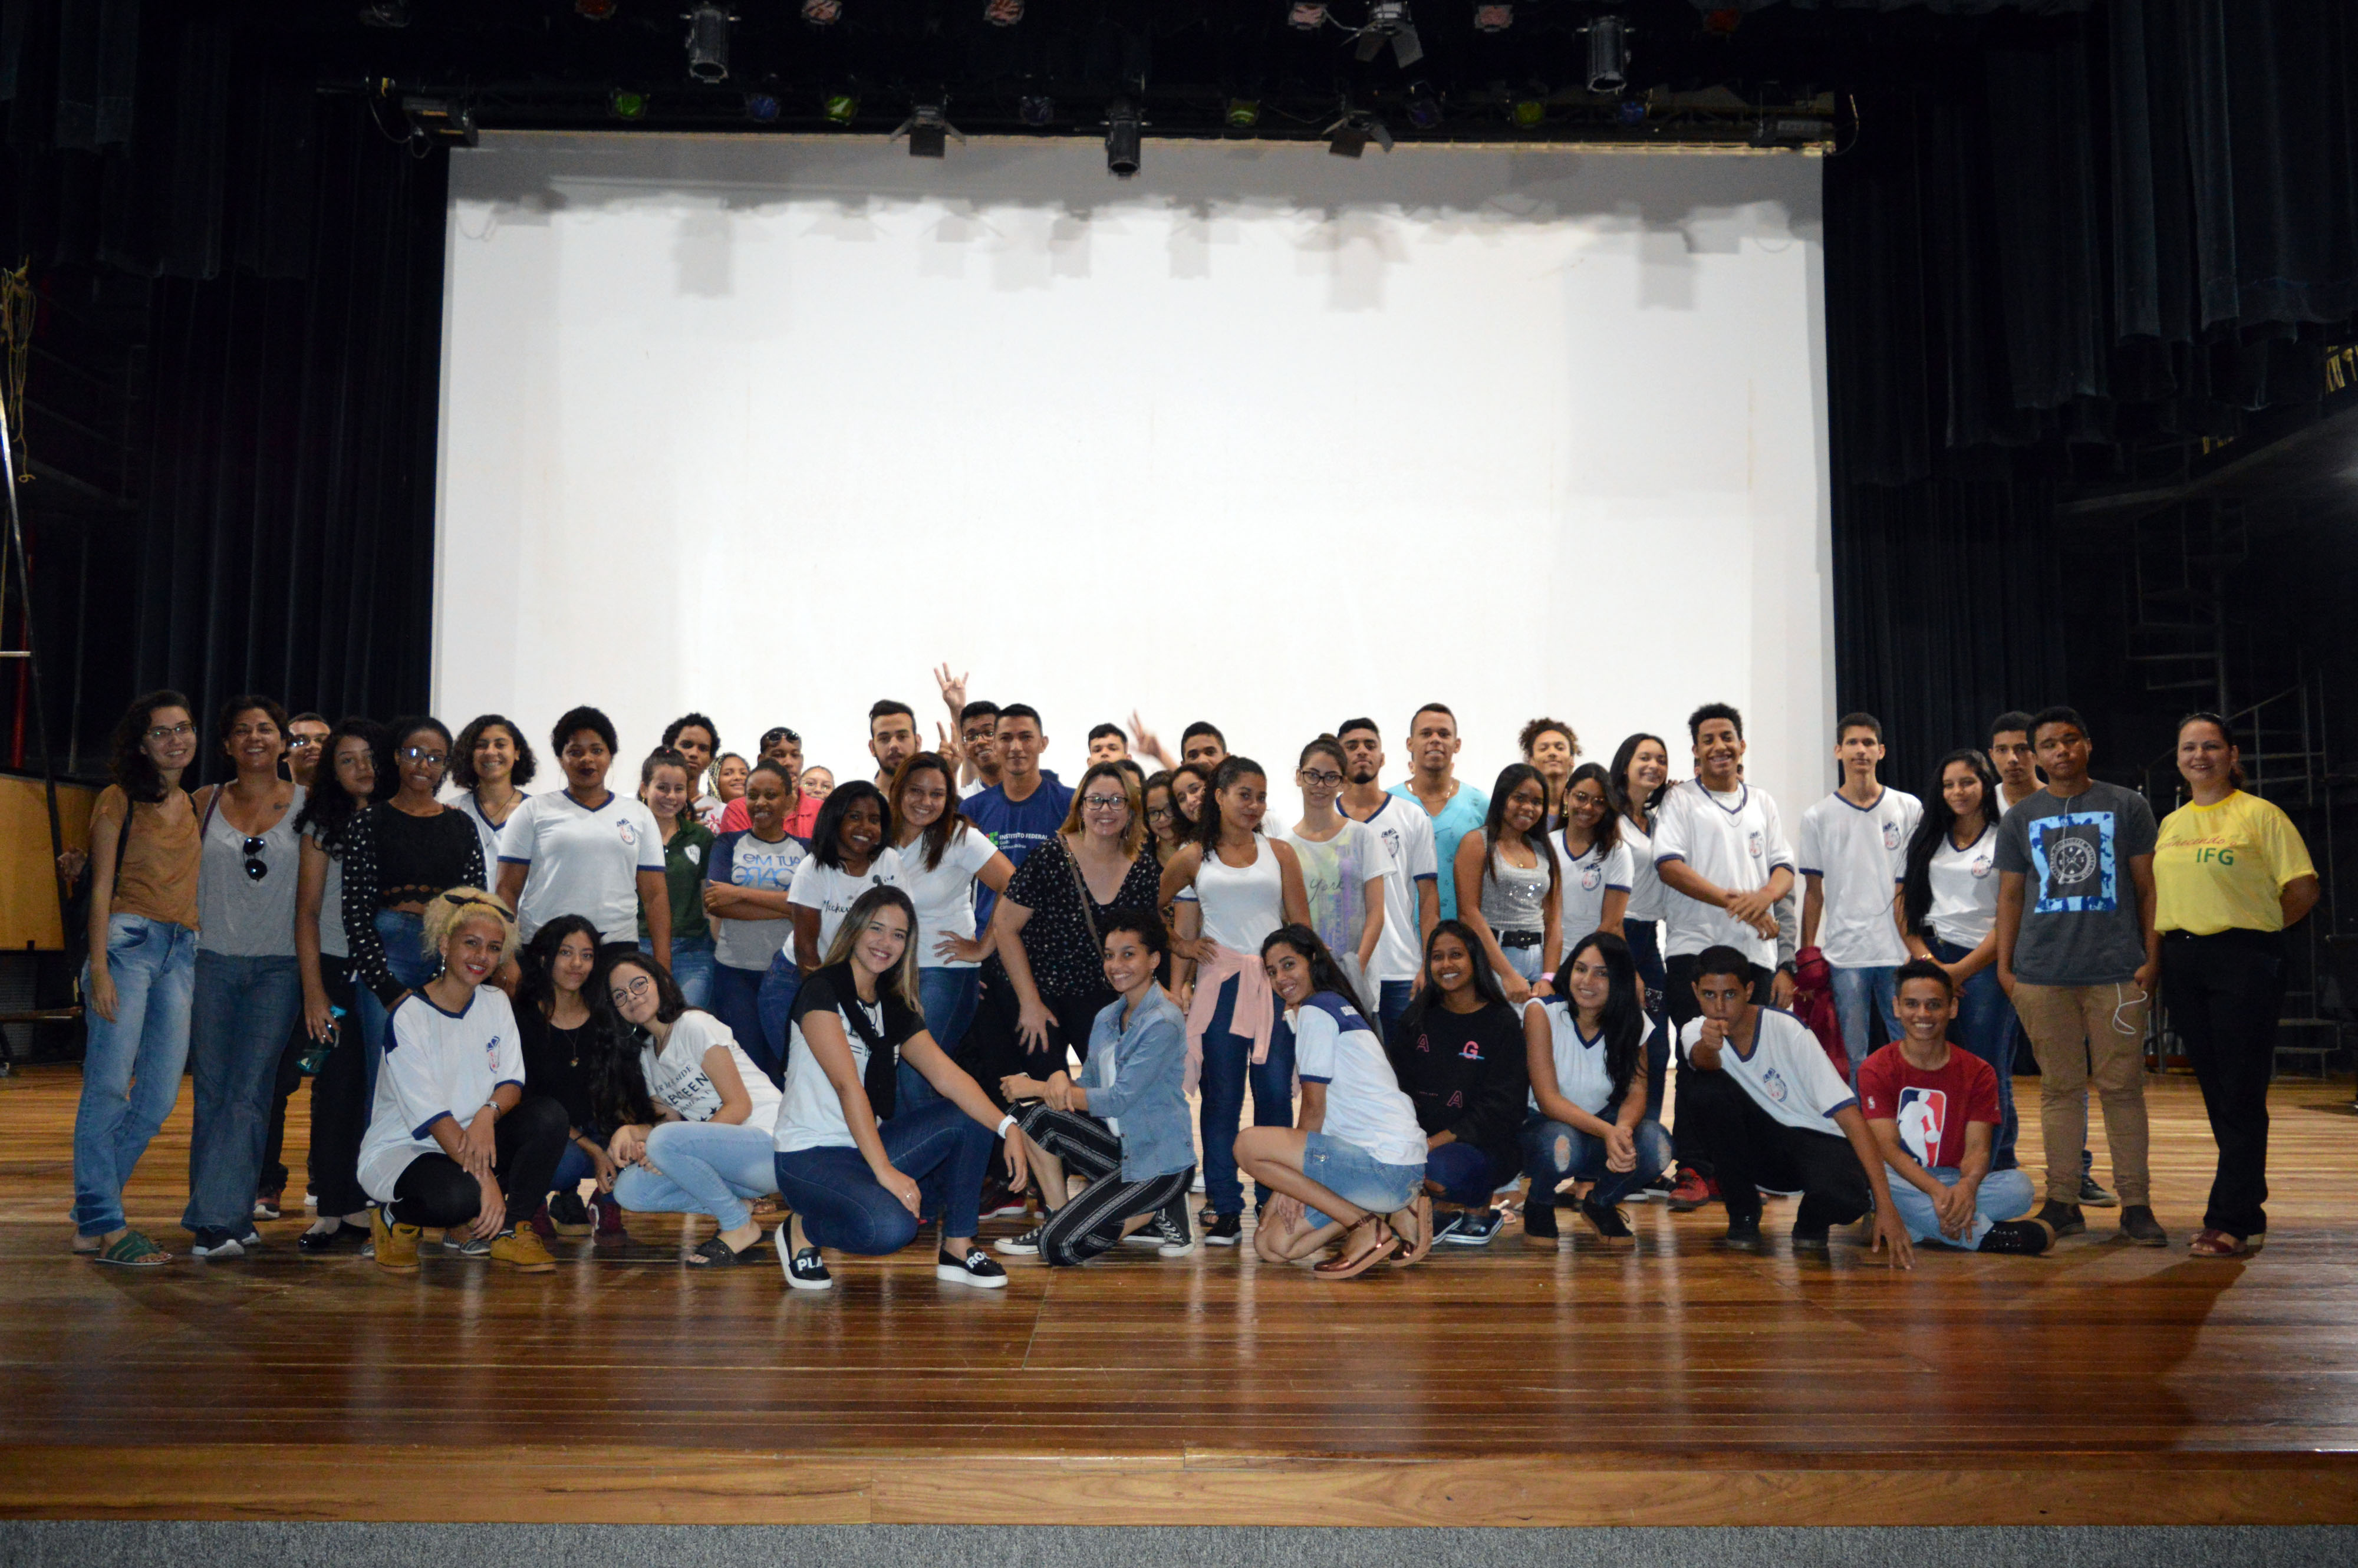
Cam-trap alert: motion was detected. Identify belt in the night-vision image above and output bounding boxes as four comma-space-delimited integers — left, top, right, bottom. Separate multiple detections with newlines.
1500, 928, 1542, 948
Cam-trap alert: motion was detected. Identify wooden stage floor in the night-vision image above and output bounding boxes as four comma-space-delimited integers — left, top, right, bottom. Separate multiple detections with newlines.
1, 1063, 2354, 1527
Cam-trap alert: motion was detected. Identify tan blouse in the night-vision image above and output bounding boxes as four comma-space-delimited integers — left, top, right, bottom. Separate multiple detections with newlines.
98, 785, 200, 931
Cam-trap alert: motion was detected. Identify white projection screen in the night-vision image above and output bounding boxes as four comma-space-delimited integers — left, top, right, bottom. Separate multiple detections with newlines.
436, 134, 1833, 813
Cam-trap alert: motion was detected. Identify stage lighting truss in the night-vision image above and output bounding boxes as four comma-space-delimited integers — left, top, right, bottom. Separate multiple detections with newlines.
1105, 98, 1142, 177
1585, 13, 1629, 94
1356, 2, 1424, 68
893, 101, 963, 158
685, 4, 733, 83
1325, 106, 1395, 157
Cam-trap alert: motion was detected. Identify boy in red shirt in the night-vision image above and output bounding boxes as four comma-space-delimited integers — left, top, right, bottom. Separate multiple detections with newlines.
1859, 961, 2052, 1254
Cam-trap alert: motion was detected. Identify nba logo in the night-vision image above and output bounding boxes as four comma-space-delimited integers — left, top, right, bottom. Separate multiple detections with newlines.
1897, 1086, 1948, 1167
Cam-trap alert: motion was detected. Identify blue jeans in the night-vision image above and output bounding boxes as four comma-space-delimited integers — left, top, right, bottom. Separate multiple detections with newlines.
1626, 918, 1669, 1126
1937, 938, 2019, 1170
1197, 971, 1297, 1216
1521, 1112, 1673, 1210
711, 961, 772, 1082
755, 953, 804, 1081
918, 966, 981, 1056
1885, 1164, 2037, 1247
181, 951, 304, 1236
1300, 1130, 1425, 1229
74, 914, 198, 1237
647, 934, 714, 1011
1830, 964, 1899, 1085
773, 1097, 993, 1253
549, 1119, 608, 1196
1423, 1139, 1507, 1208
1376, 978, 1415, 1047
617, 1119, 779, 1232
1499, 941, 1544, 985
355, 908, 435, 1101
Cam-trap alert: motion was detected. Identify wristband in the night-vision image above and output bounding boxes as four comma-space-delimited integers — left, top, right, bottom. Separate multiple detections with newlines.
996, 1114, 1017, 1139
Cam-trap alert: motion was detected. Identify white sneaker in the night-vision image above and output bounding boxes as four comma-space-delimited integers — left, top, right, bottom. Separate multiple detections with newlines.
190, 1233, 246, 1260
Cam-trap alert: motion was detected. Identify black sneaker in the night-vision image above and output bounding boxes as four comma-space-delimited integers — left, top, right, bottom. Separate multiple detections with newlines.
1579, 1197, 1634, 1241
1202, 1213, 1243, 1247
546, 1191, 593, 1237
296, 1220, 369, 1256
1790, 1223, 1832, 1253
2035, 1200, 2086, 1237
937, 1245, 1008, 1287
1723, 1214, 1763, 1249
2119, 1205, 2168, 1247
1522, 1200, 1559, 1243
2079, 1171, 2119, 1208
1151, 1201, 1196, 1257
1978, 1218, 2053, 1256
189, 1227, 246, 1260
1449, 1210, 1505, 1246
777, 1227, 831, 1291
994, 1227, 1045, 1257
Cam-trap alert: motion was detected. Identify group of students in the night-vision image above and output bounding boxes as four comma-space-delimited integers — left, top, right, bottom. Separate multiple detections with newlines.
65, 676, 2314, 1283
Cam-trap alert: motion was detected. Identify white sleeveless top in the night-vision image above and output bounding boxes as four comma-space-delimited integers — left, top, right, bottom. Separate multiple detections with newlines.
1191, 835, 1285, 954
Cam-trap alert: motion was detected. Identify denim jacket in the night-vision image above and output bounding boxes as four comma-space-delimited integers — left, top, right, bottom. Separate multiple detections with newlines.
1080, 988, 1194, 1181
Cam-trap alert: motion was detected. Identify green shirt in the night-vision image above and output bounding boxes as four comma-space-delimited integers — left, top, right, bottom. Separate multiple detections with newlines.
641, 819, 716, 943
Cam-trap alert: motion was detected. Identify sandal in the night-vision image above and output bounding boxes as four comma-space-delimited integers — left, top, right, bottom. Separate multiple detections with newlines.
1388, 1193, 1435, 1268
2188, 1227, 2251, 1259
1312, 1213, 1399, 1280
687, 1232, 756, 1267
92, 1228, 170, 1267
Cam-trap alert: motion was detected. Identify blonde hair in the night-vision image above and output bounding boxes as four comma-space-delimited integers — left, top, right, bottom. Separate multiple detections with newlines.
1059, 760, 1146, 859
421, 886, 517, 961
819, 885, 924, 1010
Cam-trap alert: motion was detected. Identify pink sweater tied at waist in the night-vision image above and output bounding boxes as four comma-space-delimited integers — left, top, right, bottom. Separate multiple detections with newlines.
1181, 941, 1276, 1095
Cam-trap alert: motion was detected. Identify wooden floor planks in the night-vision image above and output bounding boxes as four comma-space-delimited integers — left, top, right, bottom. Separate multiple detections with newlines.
2, 1063, 2356, 1524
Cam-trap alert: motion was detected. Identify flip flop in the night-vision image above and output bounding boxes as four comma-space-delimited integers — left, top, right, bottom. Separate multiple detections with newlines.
687, 1233, 756, 1267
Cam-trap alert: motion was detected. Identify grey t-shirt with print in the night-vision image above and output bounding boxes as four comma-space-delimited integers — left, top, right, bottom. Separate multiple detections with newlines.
1994, 782, 2158, 986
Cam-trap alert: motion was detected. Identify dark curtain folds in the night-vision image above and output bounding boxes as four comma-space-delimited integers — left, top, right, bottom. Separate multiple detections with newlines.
134, 104, 446, 734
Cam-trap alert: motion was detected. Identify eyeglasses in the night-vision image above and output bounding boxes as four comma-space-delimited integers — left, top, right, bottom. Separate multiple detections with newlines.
1082, 793, 1128, 811
400, 746, 449, 767
1145, 806, 1174, 823
144, 722, 195, 742
241, 835, 270, 882
611, 976, 653, 1002
1300, 770, 1342, 788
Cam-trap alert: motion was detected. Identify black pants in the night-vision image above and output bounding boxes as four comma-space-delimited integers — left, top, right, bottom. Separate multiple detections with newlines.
305, 960, 372, 1217
1676, 1068, 1869, 1232
2162, 928, 2285, 1239
961, 965, 1113, 1110
387, 1095, 569, 1230
260, 958, 334, 1195
1015, 1103, 1194, 1267
1664, 953, 1769, 1178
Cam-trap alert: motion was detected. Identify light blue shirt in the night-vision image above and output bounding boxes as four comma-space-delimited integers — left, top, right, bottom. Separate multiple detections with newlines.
1080, 987, 1194, 1181
1389, 782, 1491, 922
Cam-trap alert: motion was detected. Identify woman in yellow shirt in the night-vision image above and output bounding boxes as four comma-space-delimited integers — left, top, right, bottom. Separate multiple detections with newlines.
2153, 713, 2320, 1259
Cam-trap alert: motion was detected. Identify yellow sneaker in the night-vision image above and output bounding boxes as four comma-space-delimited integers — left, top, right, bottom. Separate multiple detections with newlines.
371, 1207, 420, 1273
489, 1227, 556, 1273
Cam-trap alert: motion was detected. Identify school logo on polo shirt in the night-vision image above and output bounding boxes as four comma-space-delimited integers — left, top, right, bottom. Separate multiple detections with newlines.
1971, 853, 1992, 878
618, 820, 640, 846
1759, 1066, 1790, 1103
1747, 831, 1764, 859
1580, 862, 1603, 891
1379, 826, 1402, 857
1882, 821, 1902, 851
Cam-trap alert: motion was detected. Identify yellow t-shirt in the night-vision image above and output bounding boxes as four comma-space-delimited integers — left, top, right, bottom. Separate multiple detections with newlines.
2153, 790, 2315, 935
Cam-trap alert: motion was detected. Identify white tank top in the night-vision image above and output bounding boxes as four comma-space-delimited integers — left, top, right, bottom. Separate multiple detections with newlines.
1193, 835, 1285, 954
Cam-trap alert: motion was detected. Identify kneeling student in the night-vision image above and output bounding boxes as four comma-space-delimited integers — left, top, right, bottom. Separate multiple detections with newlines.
1859, 961, 2051, 1255
1238, 926, 1432, 1279
592, 950, 786, 1267
997, 914, 1198, 1266
1520, 931, 1673, 1247
359, 888, 565, 1273
770, 887, 1027, 1292
1677, 944, 1914, 1264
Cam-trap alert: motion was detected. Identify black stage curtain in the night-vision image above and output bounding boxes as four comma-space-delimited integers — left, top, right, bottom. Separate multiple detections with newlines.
1824, 0, 2358, 779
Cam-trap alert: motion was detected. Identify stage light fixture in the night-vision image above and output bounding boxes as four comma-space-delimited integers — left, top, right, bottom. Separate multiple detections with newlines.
802, 0, 843, 23
1510, 94, 1546, 130
1356, 1, 1423, 68
894, 101, 961, 158
984, 0, 1025, 23
1616, 97, 1647, 127
1473, 3, 1513, 31
575, 0, 620, 19
1325, 108, 1395, 159
1405, 81, 1443, 130
1287, 4, 1328, 29
1105, 98, 1142, 178
1018, 93, 1055, 127
1225, 98, 1261, 130
357, 1, 410, 25
610, 88, 649, 120
1585, 14, 1629, 94
745, 92, 781, 123
402, 97, 479, 148
822, 91, 859, 124
684, 4, 733, 82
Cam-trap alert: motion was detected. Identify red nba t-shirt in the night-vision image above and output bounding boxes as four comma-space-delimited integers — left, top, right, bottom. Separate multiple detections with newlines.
1857, 1043, 2001, 1171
